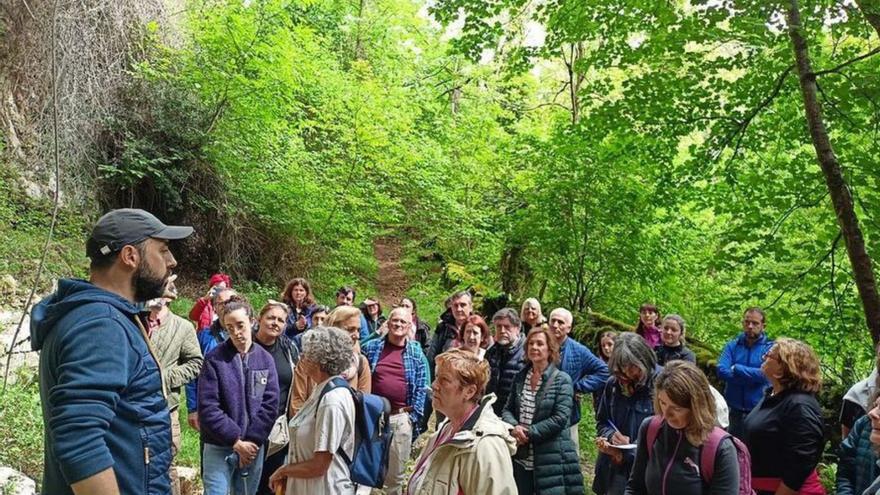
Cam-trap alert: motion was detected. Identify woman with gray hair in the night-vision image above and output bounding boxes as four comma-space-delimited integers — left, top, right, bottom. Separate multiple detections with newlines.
655, 314, 696, 366
268, 326, 357, 495
593, 333, 660, 495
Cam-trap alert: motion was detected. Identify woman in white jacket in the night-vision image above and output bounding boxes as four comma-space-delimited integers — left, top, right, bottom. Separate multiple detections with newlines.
407, 348, 517, 495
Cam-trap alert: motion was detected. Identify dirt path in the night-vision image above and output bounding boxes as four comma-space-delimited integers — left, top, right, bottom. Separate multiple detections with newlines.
373, 236, 408, 307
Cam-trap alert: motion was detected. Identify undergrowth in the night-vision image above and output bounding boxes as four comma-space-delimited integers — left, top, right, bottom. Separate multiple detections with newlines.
0, 163, 89, 295
0, 381, 44, 483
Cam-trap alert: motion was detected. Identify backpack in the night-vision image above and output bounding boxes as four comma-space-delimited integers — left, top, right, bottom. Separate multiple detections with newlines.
317, 376, 394, 488
645, 415, 756, 495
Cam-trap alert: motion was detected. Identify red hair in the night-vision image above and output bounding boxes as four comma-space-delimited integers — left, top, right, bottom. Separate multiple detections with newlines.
465, 315, 492, 349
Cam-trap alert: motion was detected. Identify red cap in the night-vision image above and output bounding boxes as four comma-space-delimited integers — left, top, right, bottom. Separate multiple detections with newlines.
209, 273, 232, 288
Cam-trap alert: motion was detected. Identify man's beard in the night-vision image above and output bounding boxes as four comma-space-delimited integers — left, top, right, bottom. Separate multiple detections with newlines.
133, 260, 168, 303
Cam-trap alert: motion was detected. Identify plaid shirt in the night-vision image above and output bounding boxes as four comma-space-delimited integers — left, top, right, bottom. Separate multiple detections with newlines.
362, 337, 428, 434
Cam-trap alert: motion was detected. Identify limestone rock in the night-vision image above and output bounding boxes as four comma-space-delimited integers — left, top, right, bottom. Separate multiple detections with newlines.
176, 466, 200, 495
0, 467, 36, 495
0, 310, 38, 385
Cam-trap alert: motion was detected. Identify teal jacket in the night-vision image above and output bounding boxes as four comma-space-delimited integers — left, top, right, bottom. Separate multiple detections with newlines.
501, 363, 584, 495
31, 279, 171, 495
837, 415, 880, 495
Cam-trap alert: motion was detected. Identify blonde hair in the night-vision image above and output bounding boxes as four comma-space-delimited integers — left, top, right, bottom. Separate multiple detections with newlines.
653, 360, 716, 445
521, 298, 545, 323
772, 337, 822, 393
258, 300, 290, 320
326, 305, 362, 328
435, 348, 491, 401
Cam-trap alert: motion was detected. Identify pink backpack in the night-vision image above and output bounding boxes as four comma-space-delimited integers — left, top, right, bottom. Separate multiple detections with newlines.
645, 415, 756, 495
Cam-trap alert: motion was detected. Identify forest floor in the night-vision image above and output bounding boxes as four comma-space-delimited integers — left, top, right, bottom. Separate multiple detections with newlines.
373, 236, 408, 307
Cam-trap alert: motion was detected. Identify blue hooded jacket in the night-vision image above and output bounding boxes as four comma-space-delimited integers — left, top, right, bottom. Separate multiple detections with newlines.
559, 337, 610, 425
717, 332, 774, 412
30, 279, 172, 495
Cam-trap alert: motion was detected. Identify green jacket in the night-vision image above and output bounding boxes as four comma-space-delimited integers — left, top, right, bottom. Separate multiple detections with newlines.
502, 363, 584, 495
149, 312, 203, 410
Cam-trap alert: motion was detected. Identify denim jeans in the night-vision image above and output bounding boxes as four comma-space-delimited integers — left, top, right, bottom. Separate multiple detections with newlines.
203, 443, 265, 495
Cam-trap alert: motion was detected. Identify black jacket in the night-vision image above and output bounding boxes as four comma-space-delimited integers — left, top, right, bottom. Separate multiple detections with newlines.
656, 344, 696, 366
414, 318, 431, 355
744, 388, 825, 492
485, 336, 526, 416
625, 417, 739, 495
428, 309, 459, 370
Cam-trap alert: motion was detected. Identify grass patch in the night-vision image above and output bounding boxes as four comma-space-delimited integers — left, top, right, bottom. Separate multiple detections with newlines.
0, 382, 44, 484
578, 399, 598, 488
177, 405, 201, 468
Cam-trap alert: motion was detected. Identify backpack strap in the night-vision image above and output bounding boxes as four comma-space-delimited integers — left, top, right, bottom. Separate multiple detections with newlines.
645, 415, 664, 460
316, 376, 352, 411
699, 427, 729, 484
316, 376, 360, 466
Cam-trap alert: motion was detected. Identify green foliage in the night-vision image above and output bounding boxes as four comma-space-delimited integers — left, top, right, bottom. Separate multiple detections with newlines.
818, 462, 837, 494
0, 163, 89, 290
0, 382, 44, 484
425, 0, 880, 379
579, 399, 598, 487
177, 404, 201, 469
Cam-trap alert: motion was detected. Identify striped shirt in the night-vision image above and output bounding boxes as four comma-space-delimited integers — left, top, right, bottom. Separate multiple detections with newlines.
517, 369, 542, 470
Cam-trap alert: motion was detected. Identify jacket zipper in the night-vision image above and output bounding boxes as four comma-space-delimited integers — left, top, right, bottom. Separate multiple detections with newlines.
661, 429, 683, 495
238, 352, 249, 437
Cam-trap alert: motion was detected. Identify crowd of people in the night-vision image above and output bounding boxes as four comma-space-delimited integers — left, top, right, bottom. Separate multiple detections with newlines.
28, 208, 880, 495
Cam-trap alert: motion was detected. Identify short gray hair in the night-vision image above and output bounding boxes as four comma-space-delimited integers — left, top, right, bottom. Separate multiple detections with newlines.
608, 333, 656, 386
451, 290, 472, 303
492, 308, 521, 327
549, 307, 573, 326
302, 326, 355, 376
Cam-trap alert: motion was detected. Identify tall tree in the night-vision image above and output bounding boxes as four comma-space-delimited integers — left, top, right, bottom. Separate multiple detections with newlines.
787, 0, 880, 344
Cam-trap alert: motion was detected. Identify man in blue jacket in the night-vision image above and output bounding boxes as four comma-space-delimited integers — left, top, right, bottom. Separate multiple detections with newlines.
548, 307, 610, 456
30, 209, 192, 495
717, 306, 774, 440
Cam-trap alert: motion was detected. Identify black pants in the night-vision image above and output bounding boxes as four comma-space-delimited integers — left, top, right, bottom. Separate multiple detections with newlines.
513, 462, 535, 494
257, 447, 286, 495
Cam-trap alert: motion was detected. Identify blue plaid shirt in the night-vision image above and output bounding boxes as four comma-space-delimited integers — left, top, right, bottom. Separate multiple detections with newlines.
362, 337, 428, 434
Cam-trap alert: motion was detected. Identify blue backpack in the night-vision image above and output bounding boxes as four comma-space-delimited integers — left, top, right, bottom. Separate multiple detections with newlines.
317, 377, 393, 488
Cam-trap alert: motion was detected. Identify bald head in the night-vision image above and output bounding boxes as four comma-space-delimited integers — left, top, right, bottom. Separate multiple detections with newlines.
387, 306, 413, 346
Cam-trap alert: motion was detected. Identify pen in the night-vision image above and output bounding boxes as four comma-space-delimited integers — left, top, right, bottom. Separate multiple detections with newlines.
607, 420, 622, 435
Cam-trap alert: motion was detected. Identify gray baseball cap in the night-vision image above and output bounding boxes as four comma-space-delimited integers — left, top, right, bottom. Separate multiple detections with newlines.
86, 209, 194, 258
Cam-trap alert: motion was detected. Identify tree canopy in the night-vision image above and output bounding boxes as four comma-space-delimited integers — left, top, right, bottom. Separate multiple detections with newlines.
2, 0, 879, 380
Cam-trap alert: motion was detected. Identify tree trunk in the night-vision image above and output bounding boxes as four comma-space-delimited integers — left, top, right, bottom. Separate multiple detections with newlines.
854, 0, 880, 38
563, 43, 582, 125
353, 0, 367, 60
787, 0, 880, 345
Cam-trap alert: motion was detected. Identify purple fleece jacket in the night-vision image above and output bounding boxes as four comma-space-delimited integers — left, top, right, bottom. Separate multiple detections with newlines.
198, 339, 279, 447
